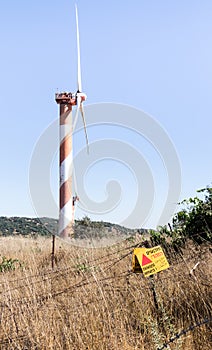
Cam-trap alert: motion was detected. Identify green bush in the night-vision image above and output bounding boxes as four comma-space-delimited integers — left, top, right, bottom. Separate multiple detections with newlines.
0, 256, 19, 272
172, 186, 212, 243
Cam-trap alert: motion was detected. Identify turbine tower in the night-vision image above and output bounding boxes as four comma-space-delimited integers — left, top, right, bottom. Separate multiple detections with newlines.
55, 5, 88, 239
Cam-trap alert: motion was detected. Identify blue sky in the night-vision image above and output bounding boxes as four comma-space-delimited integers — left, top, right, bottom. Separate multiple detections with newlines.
0, 0, 211, 228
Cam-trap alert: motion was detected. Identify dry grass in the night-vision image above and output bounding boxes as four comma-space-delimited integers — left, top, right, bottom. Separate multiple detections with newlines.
0, 236, 211, 350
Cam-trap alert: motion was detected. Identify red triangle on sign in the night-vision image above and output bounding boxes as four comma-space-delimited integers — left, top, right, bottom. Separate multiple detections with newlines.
142, 254, 152, 266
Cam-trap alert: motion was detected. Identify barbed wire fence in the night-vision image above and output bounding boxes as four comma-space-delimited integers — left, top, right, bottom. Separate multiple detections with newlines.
0, 240, 211, 307
0, 235, 211, 348
157, 317, 212, 350
0, 234, 210, 288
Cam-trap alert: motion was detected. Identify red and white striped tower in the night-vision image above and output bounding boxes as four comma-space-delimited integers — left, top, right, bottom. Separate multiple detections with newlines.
55, 93, 77, 238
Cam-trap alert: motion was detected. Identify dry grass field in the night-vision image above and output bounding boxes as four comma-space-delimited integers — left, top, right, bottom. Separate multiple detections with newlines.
0, 235, 211, 350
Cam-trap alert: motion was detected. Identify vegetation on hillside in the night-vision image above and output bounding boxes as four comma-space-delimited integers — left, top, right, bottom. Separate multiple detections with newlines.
172, 186, 212, 242
150, 186, 212, 247
0, 216, 145, 239
0, 186, 211, 248
0, 217, 57, 237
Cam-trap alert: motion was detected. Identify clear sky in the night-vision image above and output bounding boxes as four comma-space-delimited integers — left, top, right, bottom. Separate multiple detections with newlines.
0, 0, 211, 228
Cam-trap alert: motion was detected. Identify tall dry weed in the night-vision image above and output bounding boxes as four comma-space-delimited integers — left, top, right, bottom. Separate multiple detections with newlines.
0, 236, 211, 349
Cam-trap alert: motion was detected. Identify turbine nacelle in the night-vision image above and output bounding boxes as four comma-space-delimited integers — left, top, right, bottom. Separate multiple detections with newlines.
76, 91, 87, 103
55, 92, 87, 105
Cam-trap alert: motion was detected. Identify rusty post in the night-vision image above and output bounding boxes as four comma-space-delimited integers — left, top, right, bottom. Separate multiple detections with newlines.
51, 234, 55, 269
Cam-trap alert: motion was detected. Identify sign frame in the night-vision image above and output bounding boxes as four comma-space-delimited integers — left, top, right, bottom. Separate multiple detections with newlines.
132, 245, 169, 277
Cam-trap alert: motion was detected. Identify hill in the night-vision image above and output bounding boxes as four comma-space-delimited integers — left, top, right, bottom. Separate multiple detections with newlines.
0, 216, 58, 237
0, 216, 147, 239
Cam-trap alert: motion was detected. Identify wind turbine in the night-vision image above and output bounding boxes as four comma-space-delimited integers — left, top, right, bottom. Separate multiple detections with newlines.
55, 5, 89, 239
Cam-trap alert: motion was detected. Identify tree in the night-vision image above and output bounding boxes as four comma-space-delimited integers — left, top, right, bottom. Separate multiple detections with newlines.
172, 186, 212, 243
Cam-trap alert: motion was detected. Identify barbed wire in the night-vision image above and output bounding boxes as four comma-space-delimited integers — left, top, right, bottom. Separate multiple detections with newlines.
0, 231, 211, 347
0, 248, 133, 295
1, 266, 210, 318
0, 316, 211, 348
0, 241, 137, 288
0, 259, 209, 300
0, 234, 210, 297
0, 266, 211, 346
157, 317, 212, 350
0, 243, 210, 297
0, 270, 132, 312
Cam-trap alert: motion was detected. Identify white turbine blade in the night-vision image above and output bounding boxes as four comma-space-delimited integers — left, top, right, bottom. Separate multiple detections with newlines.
73, 96, 81, 132
75, 4, 82, 92
80, 103, 89, 154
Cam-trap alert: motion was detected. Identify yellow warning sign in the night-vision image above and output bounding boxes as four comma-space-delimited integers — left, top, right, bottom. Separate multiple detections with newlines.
132, 246, 169, 277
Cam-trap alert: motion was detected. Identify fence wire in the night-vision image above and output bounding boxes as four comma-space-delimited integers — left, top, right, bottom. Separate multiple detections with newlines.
157, 317, 212, 350
0, 238, 211, 348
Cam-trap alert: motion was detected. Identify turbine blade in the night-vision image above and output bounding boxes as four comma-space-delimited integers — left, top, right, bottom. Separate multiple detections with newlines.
75, 4, 82, 92
80, 104, 89, 154
72, 96, 81, 132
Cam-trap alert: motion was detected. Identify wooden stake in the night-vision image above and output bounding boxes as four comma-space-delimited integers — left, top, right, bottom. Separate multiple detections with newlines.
51, 234, 55, 269
149, 275, 159, 311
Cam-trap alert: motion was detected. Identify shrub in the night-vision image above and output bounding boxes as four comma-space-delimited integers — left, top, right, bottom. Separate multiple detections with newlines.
0, 256, 19, 272
172, 186, 212, 243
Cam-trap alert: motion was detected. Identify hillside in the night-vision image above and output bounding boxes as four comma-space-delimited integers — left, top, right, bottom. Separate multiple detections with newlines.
0, 216, 58, 236
0, 216, 147, 239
